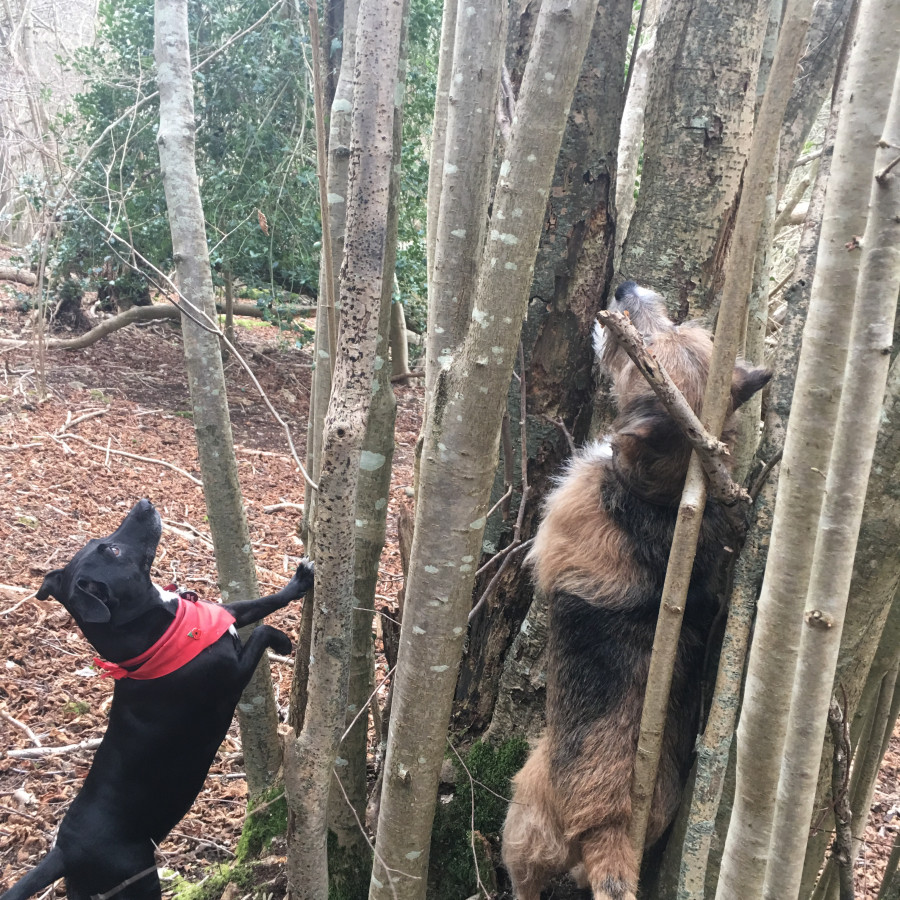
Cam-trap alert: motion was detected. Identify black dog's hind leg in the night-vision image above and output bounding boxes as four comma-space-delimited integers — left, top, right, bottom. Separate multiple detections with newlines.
0, 847, 66, 900
225, 559, 314, 628
233, 625, 293, 686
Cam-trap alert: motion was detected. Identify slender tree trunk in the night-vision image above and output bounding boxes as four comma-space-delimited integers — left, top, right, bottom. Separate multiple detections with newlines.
716, 2, 900, 894
762, 57, 900, 899
154, 0, 282, 799
617, 0, 769, 321
369, 2, 600, 896
283, 0, 403, 895
454, 0, 632, 738
326, 6, 405, 892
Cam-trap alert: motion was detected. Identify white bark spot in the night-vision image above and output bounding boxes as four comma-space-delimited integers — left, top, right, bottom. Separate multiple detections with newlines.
360, 451, 386, 471
472, 307, 489, 327
477, 356, 489, 366
418, 757, 427, 764
504, 317, 513, 324
413, 625, 426, 635
318, 349, 330, 359
512, 208, 523, 217
406, 850, 423, 860
462, 555, 474, 563
445, 162, 459, 174
544, 71, 555, 81
425, 565, 439, 574
527, 153, 536, 162
450, 228, 466, 237
374, 355, 385, 370
435, 325, 445, 333
470, 516, 486, 530
327, 193, 344, 205
335, 756, 349, 767
465, 4, 476, 15
491, 346, 504, 355
439, 351, 453, 370
356, 518, 368, 528
460, 564, 472, 573
375, 497, 387, 510
453, 626, 464, 635
495, 210, 505, 220
454, 72, 463, 84
499, 159, 511, 177
505, 261, 517, 270
491, 230, 520, 245
520, 618, 531, 634
431, 665, 450, 673
372, 877, 384, 889
332, 98, 352, 113
479, 386, 489, 393
592, 321, 607, 358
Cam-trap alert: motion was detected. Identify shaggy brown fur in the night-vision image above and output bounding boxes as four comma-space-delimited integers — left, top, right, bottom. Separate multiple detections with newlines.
502, 282, 770, 900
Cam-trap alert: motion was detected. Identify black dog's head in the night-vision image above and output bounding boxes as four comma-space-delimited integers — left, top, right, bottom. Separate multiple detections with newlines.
38, 499, 163, 629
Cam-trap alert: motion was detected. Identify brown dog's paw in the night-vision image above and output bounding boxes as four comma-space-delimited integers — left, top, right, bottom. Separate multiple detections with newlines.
594, 875, 636, 900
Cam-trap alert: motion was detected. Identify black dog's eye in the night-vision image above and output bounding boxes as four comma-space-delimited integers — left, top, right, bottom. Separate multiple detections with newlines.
104, 544, 121, 557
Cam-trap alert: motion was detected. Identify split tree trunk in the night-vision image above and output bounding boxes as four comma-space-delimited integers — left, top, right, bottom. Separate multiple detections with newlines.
283, 0, 403, 895
154, 0, 282, 798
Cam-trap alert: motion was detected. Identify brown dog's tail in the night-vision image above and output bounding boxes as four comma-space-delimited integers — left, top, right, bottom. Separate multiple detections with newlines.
0, 847, 66, 900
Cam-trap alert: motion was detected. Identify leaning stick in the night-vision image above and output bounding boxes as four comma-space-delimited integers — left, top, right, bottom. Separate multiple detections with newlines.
7, 738, 102, 759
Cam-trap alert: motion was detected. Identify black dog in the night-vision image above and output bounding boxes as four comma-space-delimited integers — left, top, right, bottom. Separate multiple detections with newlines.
2, 499, 313, 900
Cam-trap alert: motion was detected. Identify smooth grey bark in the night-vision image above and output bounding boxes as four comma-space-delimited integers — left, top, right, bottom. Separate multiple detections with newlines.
617, 0, 768, 321
776, 0, 855, 197
283, 0, 403, 895
455, 0, 632, 738
762, 55, 900, 900
369, 2, 600, 896
716, 2, 900, 894
154, 0, 281, 799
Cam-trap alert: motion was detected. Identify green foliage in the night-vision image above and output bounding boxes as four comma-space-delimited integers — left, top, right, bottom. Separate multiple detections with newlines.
427, 738, 529, 900
55, 0, 320, 304
327, 829, 371, 900
235, 787, 287, 862
170, 864, 253, 900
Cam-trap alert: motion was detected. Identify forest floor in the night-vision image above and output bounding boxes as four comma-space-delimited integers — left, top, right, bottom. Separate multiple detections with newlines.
0, 265, 899, 899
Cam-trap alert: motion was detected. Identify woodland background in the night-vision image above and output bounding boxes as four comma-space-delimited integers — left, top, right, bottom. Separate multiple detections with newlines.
0, 0, 899, 899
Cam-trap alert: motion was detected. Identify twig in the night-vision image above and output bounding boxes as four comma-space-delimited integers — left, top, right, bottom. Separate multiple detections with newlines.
541, 414, 576, 456
1, 711, 42, 747
46, 431, 203, 486
263, 502, 305, 513
340, 664, 396, 745
6, 737, 102, 759
0, 592, 36, 616
597, 309, 748, 505
827, 695, 854, 900
876, 152, 900, 182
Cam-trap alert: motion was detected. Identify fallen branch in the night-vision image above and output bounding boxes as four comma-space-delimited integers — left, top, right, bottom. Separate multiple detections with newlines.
0, 300, 315, 351
0, 266, 37, 286
597, 309, 748, 506
7, 737, 102, 759
262, 502, 305, 513
48, 431, 203, 486
1, 711, 42, 747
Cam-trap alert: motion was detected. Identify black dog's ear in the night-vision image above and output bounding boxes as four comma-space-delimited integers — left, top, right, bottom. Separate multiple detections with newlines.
732, 365, 773, 410
71, 579, 113, 624
37, 568, 65, 601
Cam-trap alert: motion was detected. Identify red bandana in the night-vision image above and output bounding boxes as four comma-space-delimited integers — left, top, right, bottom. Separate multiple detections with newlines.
94, 597, 236, 681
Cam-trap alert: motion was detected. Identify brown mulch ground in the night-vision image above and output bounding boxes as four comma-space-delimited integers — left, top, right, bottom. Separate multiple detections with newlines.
0, 281, 422, 895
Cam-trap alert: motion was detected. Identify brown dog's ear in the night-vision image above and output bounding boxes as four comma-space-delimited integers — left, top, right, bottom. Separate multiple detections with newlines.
732, 365, 773, 410
37, 568, 64, 601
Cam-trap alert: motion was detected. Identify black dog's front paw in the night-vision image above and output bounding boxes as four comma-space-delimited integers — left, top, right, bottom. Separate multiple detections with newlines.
286, 558, 315, 599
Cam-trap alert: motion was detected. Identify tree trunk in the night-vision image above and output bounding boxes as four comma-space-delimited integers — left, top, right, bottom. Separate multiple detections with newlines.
283, 0, 403, 895
762, 56, 900, 899
154, 0, 282, 799
617, 0, 769, 321
369, 1, 601, 896
715, 1, 900, 894
453, 0, 632, 739
326, 5, 405, 892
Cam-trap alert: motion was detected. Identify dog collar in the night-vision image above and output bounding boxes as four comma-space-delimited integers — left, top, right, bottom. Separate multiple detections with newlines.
93, 597, 236, 680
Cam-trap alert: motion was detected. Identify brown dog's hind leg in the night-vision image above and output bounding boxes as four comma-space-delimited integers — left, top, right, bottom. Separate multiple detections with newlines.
580, 824, 638, 900
502, 740, 573, 900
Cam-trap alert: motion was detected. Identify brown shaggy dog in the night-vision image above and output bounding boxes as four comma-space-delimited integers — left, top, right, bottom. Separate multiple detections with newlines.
501, 282, 770, 900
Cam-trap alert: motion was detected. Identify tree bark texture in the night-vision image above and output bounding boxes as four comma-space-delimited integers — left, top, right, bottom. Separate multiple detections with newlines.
369, 2, 600, 897
776, 0, 855, 197
154, 0, 282, 799
762, 55, 900, 900
716, 2, 900, 894
454, 0, 632, 739
617, 0, 768, 322
326, 6, 405, 890
283, 1, 403, 896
